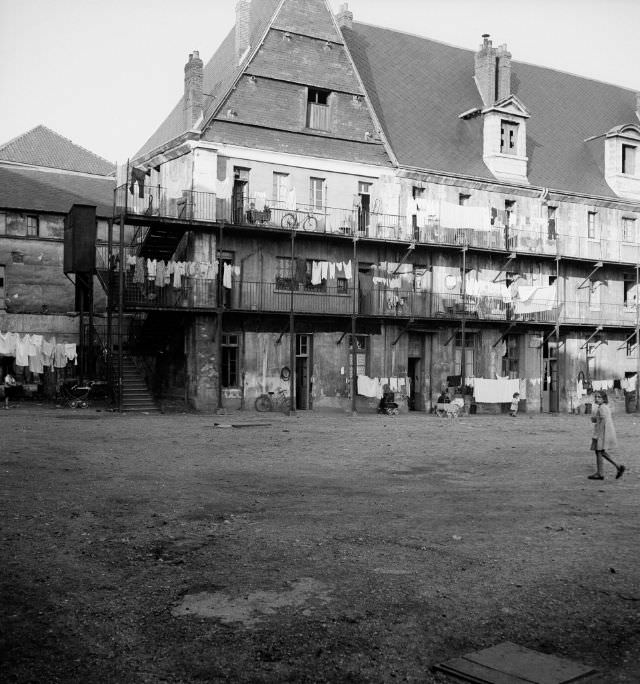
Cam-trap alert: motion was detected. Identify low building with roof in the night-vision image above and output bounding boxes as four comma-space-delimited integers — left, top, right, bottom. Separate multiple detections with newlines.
0, 125, 115, 396
105, 0, 639, 414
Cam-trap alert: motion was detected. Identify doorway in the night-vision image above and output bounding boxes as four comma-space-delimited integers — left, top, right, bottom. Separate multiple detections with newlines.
357, 182, 371, 235
408, 357, 421, 411
232, 168, 249, 224
542, 340, 559, 412
295, 334, 312, 410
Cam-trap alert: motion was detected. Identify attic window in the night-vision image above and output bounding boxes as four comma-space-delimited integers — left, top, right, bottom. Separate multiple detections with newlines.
500, 120, 518, 155
622, 144, 637, 175
307, 88, 330, 131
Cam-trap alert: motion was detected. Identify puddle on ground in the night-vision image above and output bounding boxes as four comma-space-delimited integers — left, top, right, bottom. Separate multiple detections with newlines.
172, 577, 332, 627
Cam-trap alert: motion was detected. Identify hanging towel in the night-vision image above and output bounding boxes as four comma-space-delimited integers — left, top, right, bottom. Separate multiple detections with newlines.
223, 263, 232, 289
343, 260, 352, 280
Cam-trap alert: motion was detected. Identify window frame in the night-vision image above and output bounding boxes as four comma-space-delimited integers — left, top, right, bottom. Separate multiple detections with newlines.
622, 144, 637, 175
622, 216, 636, 243
26, 215, 39, 237
500, 120, 519, 155
272, 172, 289, 206
587, 211, 598, 240
454, 331, 476, 379
306, 87, 331, 131
221, 333, 240, 388
309, 177, 325, 211
348, 334, 369, 377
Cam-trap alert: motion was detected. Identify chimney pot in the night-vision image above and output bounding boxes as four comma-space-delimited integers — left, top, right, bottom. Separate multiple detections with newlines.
336, 2, 353, 30
184, 50, 204, 128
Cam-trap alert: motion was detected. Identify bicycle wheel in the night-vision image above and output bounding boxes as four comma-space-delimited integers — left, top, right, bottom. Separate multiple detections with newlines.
254, 394, 273, 412
281, 213, 297, 229
302, 215, 318, 231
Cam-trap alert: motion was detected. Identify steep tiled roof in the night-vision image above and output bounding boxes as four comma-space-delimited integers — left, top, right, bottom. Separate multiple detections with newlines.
0, 165, 114, 217
344, 22, 639, 197
0, 125, 115, 176
134, 0, 281, 160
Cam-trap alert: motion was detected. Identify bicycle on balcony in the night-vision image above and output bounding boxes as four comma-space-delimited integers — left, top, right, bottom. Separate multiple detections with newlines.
254, 388, 291, 415
280, 210, 318, 231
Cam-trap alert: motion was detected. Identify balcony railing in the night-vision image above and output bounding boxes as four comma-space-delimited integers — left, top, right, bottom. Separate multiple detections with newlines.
115, 185, 640, 264
103, 267, 638, 327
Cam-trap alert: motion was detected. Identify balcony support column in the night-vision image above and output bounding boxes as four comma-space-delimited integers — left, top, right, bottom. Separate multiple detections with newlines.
636, 265, 640, 412
289, 228, 296, 415
216, 223, 224, 413
118, 213, 125, 412
351, 236, 358, 415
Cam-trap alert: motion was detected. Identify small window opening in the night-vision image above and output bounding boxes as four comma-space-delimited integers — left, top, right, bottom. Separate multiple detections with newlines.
622, 144, 636, 175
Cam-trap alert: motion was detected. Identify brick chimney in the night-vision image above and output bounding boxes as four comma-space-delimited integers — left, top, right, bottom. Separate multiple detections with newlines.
496, 44, 512, 101
475, 35, 512, 105
184, 51, 203, 129
475, 34, 497, 106
336, 2, 353, 30
235, 0, 251, 61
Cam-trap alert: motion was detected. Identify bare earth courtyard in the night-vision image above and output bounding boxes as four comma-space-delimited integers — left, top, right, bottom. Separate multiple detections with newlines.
1, 407, 639, 683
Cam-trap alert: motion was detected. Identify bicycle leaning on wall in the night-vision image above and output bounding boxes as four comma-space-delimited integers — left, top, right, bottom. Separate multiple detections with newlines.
254, 388, 291, 415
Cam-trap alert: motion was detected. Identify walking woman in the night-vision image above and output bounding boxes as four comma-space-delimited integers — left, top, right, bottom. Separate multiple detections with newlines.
588, 391, 625, 480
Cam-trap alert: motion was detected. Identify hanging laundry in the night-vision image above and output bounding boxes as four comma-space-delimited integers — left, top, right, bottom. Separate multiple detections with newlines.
133, 257, 145, 284
254, 191, 267, 211
328, 262, 336, 279
0, 331, 17, 355
311, 261, 323, 285
155, 260, 166, 287
222, 263, 232, 289
320, 261, 329, 280
54, 343, 67, 368
147, 258, 157, 280
343, 260, 352, 280
65, 344, 77, 364
286, 187, 297, 210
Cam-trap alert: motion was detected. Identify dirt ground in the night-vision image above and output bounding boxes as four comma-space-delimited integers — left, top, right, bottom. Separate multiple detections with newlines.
1, 403, 639, 683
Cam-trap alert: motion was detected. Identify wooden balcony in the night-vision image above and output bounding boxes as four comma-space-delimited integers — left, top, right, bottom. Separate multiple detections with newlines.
115, 185, 640, 265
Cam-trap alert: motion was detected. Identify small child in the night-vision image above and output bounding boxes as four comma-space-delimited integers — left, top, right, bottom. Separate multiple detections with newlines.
509, 392, 520, 417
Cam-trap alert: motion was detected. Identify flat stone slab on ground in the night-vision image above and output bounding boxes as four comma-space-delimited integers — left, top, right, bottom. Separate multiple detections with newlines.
434, 641, 599, 683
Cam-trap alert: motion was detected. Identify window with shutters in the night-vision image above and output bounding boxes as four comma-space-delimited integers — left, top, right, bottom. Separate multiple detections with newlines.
307, 88, 331, 131
500, 120, 518, 155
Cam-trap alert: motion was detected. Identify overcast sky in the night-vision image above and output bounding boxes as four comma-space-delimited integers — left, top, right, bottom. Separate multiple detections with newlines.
1, 0, 638, 165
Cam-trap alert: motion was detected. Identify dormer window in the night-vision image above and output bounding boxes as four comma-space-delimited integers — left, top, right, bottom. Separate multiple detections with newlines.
481, 95, 530, 183
500, 121, 518, 155
604, 124, 640, 200
622, 144, 637, 175
307, 88, 330, 131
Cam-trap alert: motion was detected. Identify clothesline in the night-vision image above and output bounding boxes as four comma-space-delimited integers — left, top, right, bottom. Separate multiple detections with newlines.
310, 260, 353, 285
125, 257, 240, 289
0, 331, 77, 371
356, 375, 409, 398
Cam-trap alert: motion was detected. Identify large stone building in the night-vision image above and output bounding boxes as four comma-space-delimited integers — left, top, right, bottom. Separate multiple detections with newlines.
0, 125, 115, 393
110, 0, 640, 414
